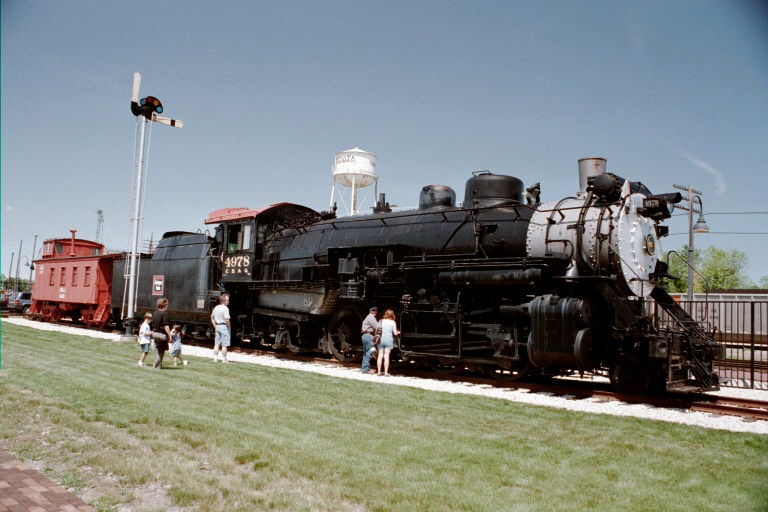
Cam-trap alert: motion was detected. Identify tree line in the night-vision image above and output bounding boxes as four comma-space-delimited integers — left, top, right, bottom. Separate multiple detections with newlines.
1, 276, 33, 293
662, 246, 768, 292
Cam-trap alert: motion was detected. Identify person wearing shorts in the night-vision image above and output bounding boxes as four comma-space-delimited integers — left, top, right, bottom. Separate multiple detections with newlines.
376, 309, 400, 376
211, 293, 231, 363
137, 312, 152, 366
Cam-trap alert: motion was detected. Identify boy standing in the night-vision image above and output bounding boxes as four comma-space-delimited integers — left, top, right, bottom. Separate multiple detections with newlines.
137, 312, 152, 366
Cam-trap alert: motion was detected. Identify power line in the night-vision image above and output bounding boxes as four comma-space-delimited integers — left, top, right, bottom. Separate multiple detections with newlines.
672, 211, 768, 218
668, 231, 768, 236
706, 211, 768, 215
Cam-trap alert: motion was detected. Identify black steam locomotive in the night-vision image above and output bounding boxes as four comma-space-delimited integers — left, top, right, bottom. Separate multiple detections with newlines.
112, 157, 722, 394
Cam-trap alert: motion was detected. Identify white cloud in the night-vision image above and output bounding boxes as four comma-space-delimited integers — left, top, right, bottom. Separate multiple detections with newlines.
679, 152, 727, 196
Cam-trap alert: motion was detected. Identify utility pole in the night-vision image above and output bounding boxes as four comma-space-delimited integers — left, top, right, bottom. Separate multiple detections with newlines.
14, 240, 22, 293
29, 235, 38, 284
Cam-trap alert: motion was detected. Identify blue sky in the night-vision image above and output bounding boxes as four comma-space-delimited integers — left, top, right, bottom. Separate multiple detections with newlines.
3, 1, 768, 285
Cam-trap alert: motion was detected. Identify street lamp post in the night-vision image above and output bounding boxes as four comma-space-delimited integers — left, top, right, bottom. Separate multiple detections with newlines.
673, 184, 710, 310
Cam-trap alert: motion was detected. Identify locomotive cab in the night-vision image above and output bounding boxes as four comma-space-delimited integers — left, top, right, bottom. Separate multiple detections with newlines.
215, 219, 260, 281
204, 203, 324, 347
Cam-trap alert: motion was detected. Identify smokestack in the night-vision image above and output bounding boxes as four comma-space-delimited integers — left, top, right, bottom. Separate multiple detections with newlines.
578, 157, 607, 195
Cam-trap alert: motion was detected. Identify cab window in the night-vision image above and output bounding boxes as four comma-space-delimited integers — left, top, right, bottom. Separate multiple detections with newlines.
226, 225, 240, 253
242, 224, 252, 251
226, 223, 252, 253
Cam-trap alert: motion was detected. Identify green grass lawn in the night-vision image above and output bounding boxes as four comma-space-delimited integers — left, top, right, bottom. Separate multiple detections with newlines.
1, 322, 766, 511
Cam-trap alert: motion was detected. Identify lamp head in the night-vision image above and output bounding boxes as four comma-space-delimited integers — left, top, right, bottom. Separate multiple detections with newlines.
693, 213, 710, 233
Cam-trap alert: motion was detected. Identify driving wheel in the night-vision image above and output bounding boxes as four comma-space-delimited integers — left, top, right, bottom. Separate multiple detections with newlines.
327, 308, 363, 362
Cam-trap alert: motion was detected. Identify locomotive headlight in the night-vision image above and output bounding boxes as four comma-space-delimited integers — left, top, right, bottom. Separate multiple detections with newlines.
638, 193, 682, 221
644, 233, 656, 255
639, 198, 670, 220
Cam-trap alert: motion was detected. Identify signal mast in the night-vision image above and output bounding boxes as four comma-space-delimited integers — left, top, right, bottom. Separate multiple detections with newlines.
122, 72, 183, 337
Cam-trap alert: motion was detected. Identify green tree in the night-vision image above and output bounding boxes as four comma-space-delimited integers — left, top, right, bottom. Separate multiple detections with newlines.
661, 246, 753, 292
699, 246, 751, 290
759, 276, 768, 289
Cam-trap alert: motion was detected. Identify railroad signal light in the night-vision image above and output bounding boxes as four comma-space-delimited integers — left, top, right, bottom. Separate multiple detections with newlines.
131, 94, 166, 119
140, 96, 163, 114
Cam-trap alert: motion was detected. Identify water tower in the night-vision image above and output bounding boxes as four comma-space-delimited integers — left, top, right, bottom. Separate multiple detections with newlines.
329, 147, 377, 215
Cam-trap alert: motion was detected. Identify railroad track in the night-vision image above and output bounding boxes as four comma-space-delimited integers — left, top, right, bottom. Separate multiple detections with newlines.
688, 395, 768, 422
218, 342, 768, 423
10, 315, 768, 422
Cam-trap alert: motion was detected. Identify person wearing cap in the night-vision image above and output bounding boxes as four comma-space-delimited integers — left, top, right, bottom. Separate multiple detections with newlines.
360, 306, 379, 373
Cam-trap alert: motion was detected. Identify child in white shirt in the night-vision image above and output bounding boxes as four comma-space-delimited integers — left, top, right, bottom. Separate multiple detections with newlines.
137, 312, 152, 366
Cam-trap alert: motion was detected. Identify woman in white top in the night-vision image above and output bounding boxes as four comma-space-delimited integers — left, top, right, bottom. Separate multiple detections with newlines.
377, 309, 400, 376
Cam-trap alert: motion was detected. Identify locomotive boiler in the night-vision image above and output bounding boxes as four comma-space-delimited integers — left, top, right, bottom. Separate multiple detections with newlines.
183, 157, 722, 394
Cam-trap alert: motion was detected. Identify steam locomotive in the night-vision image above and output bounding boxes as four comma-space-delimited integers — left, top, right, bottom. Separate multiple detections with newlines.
34, 157, 722, 394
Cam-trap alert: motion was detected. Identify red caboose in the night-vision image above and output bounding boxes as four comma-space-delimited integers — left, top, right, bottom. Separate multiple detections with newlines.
30, 230, 121, 328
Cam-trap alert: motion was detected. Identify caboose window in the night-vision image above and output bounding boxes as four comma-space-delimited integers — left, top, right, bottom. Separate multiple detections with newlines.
60, 267, 66, 286
49, 268, 55, 286
72, 267, 78, 286
55, 242, 64, 255
84, 266, 91, 287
